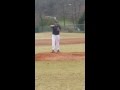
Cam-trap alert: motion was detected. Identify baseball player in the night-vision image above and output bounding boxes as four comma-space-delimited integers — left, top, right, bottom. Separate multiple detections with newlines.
50, 22, 61, 53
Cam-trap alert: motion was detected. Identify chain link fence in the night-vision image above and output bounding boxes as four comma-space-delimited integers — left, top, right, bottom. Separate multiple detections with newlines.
62, 24, 85, 33
35, 24, 85, 33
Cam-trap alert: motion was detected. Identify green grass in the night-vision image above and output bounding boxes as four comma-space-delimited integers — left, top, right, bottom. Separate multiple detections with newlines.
35, 44, 85, 54
35, 32, 85, 39
35, 32, 85, 90
35, 60, 85, 90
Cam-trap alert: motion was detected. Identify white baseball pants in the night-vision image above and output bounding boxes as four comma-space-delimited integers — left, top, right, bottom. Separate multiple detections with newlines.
52, 34, 60, 51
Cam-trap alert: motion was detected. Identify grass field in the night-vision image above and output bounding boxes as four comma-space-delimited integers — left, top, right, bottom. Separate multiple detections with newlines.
35, 32, 85, 90
35, 32, 85, 39
35, 60, 85, 90
35, 44, 85, 54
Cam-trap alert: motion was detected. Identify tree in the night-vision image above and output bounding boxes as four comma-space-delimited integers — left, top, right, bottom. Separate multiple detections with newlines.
78, 12, 85, 31
35, 0, 85, 32
78, 12, 85, 24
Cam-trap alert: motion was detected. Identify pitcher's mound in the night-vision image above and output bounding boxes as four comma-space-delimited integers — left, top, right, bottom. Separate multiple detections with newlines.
35, 52, 85, 61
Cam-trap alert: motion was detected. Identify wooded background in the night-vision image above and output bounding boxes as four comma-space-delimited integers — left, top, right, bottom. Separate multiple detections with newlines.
35, 0, 85, 32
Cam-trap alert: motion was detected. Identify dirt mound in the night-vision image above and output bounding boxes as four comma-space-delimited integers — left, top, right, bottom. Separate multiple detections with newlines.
35, 38, 85, 46
35, 52, 85, 61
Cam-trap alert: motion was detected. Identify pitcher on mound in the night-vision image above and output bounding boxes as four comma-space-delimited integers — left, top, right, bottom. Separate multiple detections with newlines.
50, 21, 61, 53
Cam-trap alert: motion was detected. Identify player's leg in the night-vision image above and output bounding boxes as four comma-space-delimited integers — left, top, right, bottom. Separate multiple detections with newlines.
54, 35, 57, 52
56, 35, 60, 52
51, 34, 55, 53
